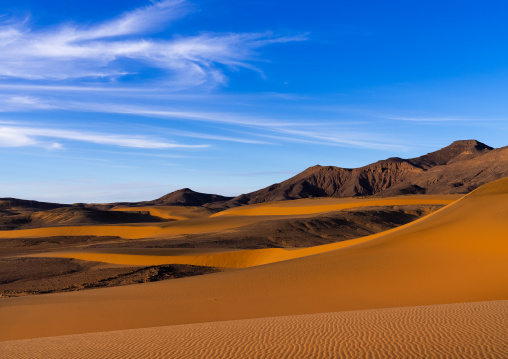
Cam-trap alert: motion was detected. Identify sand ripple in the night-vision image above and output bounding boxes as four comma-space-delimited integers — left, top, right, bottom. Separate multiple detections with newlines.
1, 300, 506, 358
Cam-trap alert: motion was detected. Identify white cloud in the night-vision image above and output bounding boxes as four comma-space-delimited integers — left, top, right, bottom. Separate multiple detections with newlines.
73, 0, 188, 40
0, 125, 209, 149
0, 127, 37, 147
5, 96, 56, 109
0, 0, 306, 87
47, 142, 64, 150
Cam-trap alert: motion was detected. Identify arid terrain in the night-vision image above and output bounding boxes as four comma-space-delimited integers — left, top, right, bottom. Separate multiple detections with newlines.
1, 141, 507, 358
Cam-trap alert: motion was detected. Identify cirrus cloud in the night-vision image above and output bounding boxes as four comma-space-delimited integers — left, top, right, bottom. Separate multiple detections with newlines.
0, 0, 306, 88
0, 125, 209, 149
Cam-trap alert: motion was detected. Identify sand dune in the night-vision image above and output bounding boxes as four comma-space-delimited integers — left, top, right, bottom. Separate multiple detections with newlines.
22, 196, 463, 268
1, 178, 507, 341
111, 205, 214, 220
0, 195, 457, 240
211, 195, 458, 217
1, 300, 506, 358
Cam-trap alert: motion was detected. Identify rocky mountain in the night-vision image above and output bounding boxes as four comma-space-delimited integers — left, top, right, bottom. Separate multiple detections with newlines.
206, 140, 508, 208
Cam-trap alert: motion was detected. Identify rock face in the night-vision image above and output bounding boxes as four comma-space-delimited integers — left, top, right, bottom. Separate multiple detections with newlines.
142, 188, 233, 207
207, 140, 508, 208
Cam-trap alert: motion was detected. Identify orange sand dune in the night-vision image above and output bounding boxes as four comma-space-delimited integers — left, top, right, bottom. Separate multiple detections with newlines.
1, 179, 507, 341
0, 195, 456, 240
25, 196, 469, 268
1, 300, 506, 359
211, 195, 459, 217
111, 205, 213, 220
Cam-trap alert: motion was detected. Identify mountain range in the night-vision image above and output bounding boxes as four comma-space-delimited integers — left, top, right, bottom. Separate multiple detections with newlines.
2, 140, 507, 212
204, 139, 508, 209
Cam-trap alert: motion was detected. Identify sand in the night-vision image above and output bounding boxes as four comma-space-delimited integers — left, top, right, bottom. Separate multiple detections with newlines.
1, 178, 507, 342
1, 300, 506, 358
111, 205, 214, 220
212, 195, 460, 217
0, 195, 457, 240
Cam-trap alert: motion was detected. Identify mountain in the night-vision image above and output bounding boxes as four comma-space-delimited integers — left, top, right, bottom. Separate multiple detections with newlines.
206, 140, 508, 208
408, 139, 493, 168
141, 188, 234, 207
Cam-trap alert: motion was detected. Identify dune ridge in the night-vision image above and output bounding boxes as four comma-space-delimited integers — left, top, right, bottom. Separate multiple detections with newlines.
211, 195, 457, 217
1, 300, 506, 358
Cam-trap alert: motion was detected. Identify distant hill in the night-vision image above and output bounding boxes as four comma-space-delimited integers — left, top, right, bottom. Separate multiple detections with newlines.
0, 206, 162, 230
140, 188, 234, 207
0, 198, 67, 212
206, 140, 508, 209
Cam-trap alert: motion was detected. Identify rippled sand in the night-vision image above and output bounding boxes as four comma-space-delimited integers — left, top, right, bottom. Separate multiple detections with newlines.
1, 300, 506, 358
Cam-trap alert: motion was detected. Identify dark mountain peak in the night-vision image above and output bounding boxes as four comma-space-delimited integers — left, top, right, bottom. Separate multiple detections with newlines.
173, 188, 195, 194
144, 188, 233, 207
298, 165, 349, 177
384, 157, 406, 162
449, 139, 491, 149
409, 139, 493, 169
301, 165, 332, 173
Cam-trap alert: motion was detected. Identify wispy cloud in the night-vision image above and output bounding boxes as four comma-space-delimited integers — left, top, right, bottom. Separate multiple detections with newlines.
2, 96, 405, 150
5, 95, 57, 109
0, 92, 409, 151
162, 129, 273, 144
0, 125, 208, 149
384, 115, 472, 122
382, 115, 508, 123
234, 128, 405, 151
0, 0, 306, 88
85, 104, 305, 127
93, 105, 407, 150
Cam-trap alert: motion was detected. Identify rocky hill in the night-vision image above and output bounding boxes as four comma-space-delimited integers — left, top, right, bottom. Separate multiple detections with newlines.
206, 140, 507, 208
140, 188, 233, 207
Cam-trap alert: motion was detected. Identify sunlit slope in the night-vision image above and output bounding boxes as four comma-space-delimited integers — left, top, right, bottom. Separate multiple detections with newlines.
1, 180, 507, 341
211, 195, 458, 217
0, 196, 456, 240
1, 300, 506, 359
111, 206, 214, 220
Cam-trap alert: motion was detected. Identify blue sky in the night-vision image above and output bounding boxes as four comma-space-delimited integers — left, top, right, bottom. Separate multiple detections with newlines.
1, 0, 507, 203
